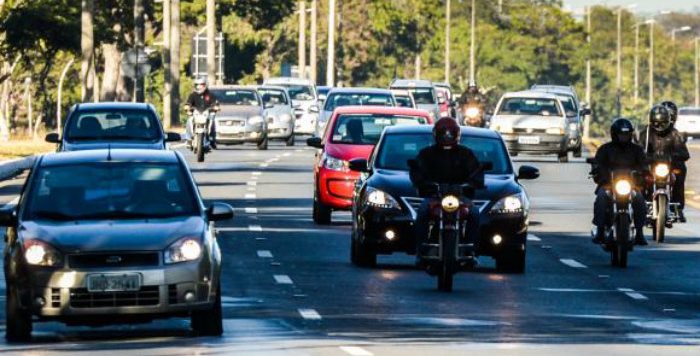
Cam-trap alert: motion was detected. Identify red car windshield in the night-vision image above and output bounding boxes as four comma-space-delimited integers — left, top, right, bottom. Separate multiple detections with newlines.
330, 114, 427, 145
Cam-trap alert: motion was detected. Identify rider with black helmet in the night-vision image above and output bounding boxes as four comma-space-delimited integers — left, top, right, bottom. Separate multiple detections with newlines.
410, 118, 484, 264
592, 118, 648, 245
638, 103, 690, 222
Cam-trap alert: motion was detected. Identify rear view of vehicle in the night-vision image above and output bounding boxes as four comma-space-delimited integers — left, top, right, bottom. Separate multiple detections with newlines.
259, 86, 296, 146
389, 79, 440, 121
210, 86, 269, 150
490, 91, 572, 162
264, 77, 320, 136
675, 107, 700, 138
319, 88, 397, 137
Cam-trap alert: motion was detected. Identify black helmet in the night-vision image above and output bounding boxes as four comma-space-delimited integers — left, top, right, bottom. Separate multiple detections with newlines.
433, 117, 461, 149
660, 101, 678, 124
649, 105, 671, 132
467, 81, 478, 94
610, 118, 634, 146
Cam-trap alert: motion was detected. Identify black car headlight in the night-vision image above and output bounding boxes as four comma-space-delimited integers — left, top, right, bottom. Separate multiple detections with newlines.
23, 240, 63, 267
489, 192, 526, 214
364, 187, 400, 210
165, 237, 203, 264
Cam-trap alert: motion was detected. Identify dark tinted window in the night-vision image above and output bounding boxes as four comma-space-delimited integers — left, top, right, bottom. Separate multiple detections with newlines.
497, 97, 562, 116
65, 109, 161, 141
395, 95, 414, 108
375, 133, 511, 174
285, 85, 315, 100
25, 162, 199, 221
330, 114, 427, 145
324, 93, 395, 112
400, 88, 435, 104
211, 89, 260, 106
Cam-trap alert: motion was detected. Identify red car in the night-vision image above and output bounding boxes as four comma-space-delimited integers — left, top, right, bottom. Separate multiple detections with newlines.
434, 84, 454, 118
306, 106, 433, 224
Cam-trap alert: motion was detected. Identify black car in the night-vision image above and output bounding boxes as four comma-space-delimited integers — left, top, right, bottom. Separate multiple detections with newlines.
45, 102, 181, 151
0, 149, 234, 341
349, 125, 539, 273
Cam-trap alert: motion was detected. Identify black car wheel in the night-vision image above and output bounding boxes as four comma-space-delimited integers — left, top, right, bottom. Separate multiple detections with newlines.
257, 136, 268, 150
558, 152, 569, 163
191, 282, 223, 336
573, 144, 583, 158
313, 195, 332, 225
285, 134, 295, 146
351, 226, 376, 267
5, 285, 32, 342
496, 248, 526, 274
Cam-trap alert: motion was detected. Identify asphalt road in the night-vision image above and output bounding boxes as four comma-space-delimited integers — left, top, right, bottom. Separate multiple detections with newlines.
0, 141, 699, 355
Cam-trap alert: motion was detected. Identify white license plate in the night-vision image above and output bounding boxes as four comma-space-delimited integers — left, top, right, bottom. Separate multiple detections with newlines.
87, 274, 141, 292
518, 136, 541, 145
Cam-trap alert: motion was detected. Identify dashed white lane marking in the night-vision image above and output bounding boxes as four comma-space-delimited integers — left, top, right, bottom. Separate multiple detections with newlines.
295, 149, 303, 152
248, 225, 262, 232
282, 152, 291, 157
527, 234, 541, 242
559, 258, 587, 269
298, 308, 322, 320
274, 275, 293, 284
339, 346, 373, 356
259, 163, 269, 167
252, 171, 262, 176
245, 207, 258, 214
618, 288, 648, 300
245, 193, 257, 199
247, 181, 257, 186
257, 250, 273, 258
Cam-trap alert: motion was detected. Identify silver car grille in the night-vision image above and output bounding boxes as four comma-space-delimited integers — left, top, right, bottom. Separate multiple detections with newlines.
401, 197, 489, 220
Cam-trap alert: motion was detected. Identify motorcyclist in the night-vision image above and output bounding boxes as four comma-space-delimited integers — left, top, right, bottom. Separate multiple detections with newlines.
637, 103, 690, 222
184, 78, 219, 149
409, 118, 484, 265
592, 118, 648, 246
458, 82, 487, 126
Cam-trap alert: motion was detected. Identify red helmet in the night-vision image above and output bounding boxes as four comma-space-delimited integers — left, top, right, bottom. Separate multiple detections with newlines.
433, 117, 461, 148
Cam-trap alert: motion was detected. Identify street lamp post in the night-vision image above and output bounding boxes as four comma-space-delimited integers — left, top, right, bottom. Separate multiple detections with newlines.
615, 4, 636, 117
298, 1, 306, 79
445, 0, 451, 83
469, 0, 476, 84
647, 19, 655, 107
633, 23, 641, 105
671, 26, 691, 42
57, 58, 75, 134
326, 0, 335, 87
695, 37, 699, 107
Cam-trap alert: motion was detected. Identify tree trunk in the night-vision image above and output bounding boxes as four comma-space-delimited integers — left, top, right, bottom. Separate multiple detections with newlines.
100, 43, 122, 101
171, 0, 181, 126
81, 0, 95, 101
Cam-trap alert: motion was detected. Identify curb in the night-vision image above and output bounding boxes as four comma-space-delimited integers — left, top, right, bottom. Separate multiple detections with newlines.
0, 156, 36, 181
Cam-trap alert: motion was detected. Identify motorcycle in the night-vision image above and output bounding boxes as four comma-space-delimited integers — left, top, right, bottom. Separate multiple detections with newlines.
460, 105, 485, 127
189, 109, 215, 163
588, 158, 636, 268
419, 183, 477, 292
646, 156, 681, 243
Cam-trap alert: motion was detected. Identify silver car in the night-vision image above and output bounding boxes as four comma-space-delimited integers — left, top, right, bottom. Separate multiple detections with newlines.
530, 85, 590, 157
319, 87, 397, 137
258, 86, 296, 146
263, 77, 320, 136
210, 86, 269, 150
389, 79, 440, 121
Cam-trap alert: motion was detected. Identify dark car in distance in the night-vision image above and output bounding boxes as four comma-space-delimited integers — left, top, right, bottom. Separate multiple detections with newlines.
349, 125, 539, 273
45, 102, 181, 151
0, 149, 234, 341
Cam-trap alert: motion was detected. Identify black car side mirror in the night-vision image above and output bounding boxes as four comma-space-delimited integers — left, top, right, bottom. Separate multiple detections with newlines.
518, 165, 540, 180
0, 207, 17, 227
165, 132, 181, 142
207, 202, 234, 222
348, 158, 370, 173
45, 133, 60, 144
580, 108, 592, 116
306, 137, 324, 148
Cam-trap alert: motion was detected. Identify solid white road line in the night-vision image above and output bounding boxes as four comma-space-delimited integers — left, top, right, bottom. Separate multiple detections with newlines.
247, 181, 257, 186
245, 193, 257, 199
245, 207, 258, 214
274, 275, 293, 284
527, 234, 541, 242
339, 346, 373, 356
259, 163, 269, 168
252, 171, 262, 176
247, 187, 256, 192
248, 225, 263, 232
298, 308, 322, 320
559, 258, 587, 269
257, 250, 273, 258
618, 288, 648, 300
169, 143, 186, 149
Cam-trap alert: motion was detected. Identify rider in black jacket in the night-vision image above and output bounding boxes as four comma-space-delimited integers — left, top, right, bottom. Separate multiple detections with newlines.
184, 78, 219, 148
592, 118, 648, 245
637, 103, 690, 222
410, 118, 484, 264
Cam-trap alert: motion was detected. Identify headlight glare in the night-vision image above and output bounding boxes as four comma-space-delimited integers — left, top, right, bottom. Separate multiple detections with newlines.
441, 195, 460, 213
615, 179, 632, 195
280, 114, 293, 122
364, 187, 400, 209
654, 163, 670, 178
546, 127, 564, 135
490, 193, 525, 214
568, 123, 578, 131
165, 237, 203, 264
465, 107, 480, 118
23, 240, 62, 267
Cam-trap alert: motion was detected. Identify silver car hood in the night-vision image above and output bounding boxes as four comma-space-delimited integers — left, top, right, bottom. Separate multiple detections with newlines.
218, 106, 262, 119
265, 104, 293, 117
491, 114, 566, 129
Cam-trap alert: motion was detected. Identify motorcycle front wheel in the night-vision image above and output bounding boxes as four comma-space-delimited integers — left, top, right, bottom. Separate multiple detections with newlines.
196, 133, 205, 162
653, 194, 667, 243
437, 231, 456, 292
612, 213, 630, 268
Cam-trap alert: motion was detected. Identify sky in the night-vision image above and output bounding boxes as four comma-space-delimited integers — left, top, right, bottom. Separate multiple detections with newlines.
563, 0, 699, 14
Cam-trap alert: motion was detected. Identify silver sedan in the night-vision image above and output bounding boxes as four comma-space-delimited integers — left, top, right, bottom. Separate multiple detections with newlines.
259, 86, 296, 146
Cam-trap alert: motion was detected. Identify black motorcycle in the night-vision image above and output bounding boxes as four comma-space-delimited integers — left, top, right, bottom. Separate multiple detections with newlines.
646, 155, 681, 243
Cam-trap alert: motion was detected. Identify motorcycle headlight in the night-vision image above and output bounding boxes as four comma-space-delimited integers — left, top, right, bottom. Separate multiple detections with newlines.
248, 116, 264, 125
654, 163, 670, 178
546, 127, 564, 135
614, 179, 632, 196
322, 153, 349, 172
441, 195, 460, 213
364, 187, 400, 209
165, 237, 203, 264
23, 240, 63, 267
465, 107, 480, 119
490, 193, 525, 214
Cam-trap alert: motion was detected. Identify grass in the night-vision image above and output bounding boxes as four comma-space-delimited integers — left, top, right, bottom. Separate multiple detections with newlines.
0, 139, 55, 160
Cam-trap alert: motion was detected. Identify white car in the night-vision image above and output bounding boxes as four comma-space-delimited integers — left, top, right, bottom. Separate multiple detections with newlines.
675, 107, 700, 138
263, 77, 319, 136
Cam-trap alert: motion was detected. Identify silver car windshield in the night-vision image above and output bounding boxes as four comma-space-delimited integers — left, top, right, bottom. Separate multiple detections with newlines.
324, 93, 396, 112
259, 89, 288, 105
286, 85, 315, 100
497, 97, 562, 117
212, 89, 260, 106
24, 163, 199, 221
65, 109, 161, 141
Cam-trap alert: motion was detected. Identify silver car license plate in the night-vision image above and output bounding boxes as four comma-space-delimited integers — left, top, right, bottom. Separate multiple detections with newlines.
518, 136, 541, 145
87, 273, 141, 292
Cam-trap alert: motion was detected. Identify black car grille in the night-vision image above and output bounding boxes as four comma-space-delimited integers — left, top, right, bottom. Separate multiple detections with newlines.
69, 286, 160, 308
401, 197, 488, 216
168, 284, 178, 305
513, 127, 547, 134
51, 288, 60, 308
68, 253, 160, 268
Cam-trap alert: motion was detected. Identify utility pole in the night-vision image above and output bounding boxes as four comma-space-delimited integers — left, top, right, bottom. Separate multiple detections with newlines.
469, 0, 476, 84
206, 0, 216, 84
648, 19, 655, 107
695, 37, 699, 107
633, 23, 640, 105
163, 0, 172, 128
57, 58, 75, 134
615, 7, 622, 117
310, 0, 318, 84
171, 0, 181, 126
298, 1, 306, 79
24, 78, 32, 138
671, 26, 691, 43
134, 0, 145, 102
584, 5, 591, 139
445, 0, 451, 83
326, 0, 335, 86
415, 55, 421, 80
80, 0, 94, 102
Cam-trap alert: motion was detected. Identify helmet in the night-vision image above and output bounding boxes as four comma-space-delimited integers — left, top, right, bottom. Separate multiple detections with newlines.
649, 105, 671, 132
660, 101, 678, 125
467, 82, 478, 94
194, 77, 207, 94
433, 117, 461, 149
610, 118, 634, 146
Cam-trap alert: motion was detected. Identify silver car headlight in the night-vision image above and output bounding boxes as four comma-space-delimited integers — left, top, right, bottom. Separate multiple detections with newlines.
23, 240, 63, 267
248, 116, 264, 125
165, 237, 203, 264
364, 187, 400, 210
321, 153, 348, 172
280, 114, 293, 122
490, 192, 526, 214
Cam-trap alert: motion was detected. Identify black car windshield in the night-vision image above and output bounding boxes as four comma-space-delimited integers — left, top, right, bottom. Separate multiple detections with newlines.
24, 162, 199, 221
258, 89, 288, 105
65, 109, 161, 141
331, 114, 427, 145
375, 133, 511, 174
396, 88, 435, 105
394, 95, 413, 108
324, 93, 395, 112
211, 89, 260, 106
285, 85, 315, 100
497, 97, 562, 116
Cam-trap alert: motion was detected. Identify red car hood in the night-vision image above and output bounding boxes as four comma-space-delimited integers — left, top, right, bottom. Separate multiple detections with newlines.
324, 143, 375, 162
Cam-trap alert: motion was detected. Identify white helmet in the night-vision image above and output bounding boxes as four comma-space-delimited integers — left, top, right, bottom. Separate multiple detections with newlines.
194, 77, 207, 94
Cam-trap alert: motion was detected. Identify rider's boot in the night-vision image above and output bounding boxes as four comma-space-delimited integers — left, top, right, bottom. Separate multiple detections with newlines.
592, 225, 605, 244
678, 209, 686, 223
634, 229, 648, 246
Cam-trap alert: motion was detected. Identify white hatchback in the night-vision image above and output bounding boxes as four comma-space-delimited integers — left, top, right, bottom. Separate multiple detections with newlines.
675, 107, 700, 138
